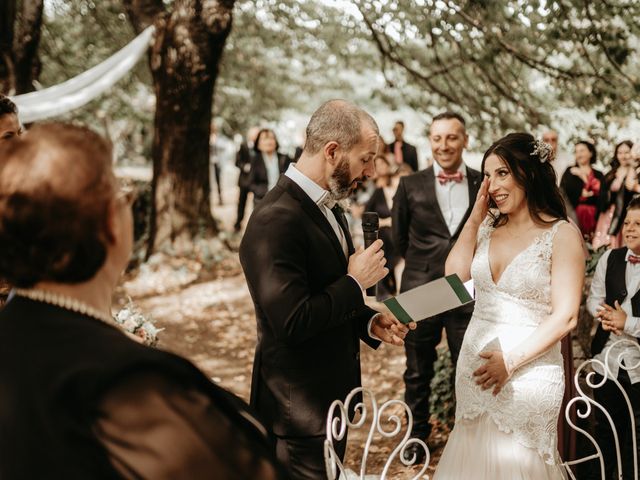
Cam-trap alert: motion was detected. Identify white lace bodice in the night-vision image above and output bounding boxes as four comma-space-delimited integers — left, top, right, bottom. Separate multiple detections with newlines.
455, 217, 566, 464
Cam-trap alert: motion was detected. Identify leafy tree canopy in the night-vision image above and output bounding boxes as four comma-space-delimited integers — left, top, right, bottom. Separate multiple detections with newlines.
353, 0, 640, 142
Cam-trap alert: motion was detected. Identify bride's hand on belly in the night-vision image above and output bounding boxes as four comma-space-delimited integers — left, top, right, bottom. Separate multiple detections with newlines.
473, 350, 510, 396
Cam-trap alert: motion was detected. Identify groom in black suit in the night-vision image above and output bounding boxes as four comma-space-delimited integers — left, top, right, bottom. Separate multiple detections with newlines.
392, 111, 481, 459
240, 100, 414, 479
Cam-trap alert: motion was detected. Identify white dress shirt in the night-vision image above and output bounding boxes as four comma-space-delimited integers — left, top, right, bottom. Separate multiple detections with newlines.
433, 161, 469, 235
587, 249, 640, 383
263, 153, 280, 191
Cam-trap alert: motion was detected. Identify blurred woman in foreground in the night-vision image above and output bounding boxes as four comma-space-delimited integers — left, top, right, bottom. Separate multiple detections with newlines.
0, 123, 284, 480
0, 94, 22, 306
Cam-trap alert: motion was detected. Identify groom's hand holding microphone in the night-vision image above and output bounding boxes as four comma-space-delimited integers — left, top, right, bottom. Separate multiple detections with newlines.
347, 238, 387, 291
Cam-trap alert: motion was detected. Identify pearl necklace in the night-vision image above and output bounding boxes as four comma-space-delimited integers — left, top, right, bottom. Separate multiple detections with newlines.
13, 288, 114, 325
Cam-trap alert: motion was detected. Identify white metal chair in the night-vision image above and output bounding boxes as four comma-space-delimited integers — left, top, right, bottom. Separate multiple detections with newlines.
324, 387, 430, 480
562, 339, 640, 480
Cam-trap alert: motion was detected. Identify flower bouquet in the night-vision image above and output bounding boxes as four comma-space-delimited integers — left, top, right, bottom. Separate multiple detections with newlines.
114, 299, 163, 347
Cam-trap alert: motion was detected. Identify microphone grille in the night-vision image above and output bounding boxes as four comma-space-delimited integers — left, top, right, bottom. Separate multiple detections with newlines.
362, 211, 379, 232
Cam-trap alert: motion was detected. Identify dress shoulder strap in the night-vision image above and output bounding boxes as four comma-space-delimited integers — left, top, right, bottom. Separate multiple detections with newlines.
476, 215, 494, 244
540, 219, 569, 251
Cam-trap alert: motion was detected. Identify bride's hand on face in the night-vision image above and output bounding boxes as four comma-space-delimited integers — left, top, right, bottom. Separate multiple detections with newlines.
473, 351, 510, 396
469, 177, 490, 226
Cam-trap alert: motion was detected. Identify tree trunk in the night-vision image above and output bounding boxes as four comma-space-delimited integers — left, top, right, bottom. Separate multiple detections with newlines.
124, 0, 235, 257
0, 0, 17, 93
13, 0, 44, 94
0, 0, 43, 94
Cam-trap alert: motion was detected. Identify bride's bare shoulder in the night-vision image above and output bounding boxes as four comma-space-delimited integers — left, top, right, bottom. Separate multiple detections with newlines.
554, 221, 586, 257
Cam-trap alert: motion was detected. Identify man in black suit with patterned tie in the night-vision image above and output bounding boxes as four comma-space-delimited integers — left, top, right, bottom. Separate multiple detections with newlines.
392, 111, 482, 461
240, 100, 415, 479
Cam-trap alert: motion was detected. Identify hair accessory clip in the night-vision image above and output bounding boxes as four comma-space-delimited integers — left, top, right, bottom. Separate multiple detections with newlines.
531, 139, 554, 164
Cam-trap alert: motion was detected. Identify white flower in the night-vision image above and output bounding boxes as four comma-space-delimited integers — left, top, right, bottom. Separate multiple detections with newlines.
531, 140, 555, 164
113, 300, 162, 346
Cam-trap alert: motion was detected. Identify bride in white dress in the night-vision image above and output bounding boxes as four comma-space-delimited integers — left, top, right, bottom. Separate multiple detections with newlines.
433, 133, 585, 479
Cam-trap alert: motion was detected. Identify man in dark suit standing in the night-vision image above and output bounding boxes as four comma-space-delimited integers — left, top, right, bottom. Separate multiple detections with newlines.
240, 100, 414, 479
388, 120, 418, 172
234, 126, 260, 232
392, 111, 481, 461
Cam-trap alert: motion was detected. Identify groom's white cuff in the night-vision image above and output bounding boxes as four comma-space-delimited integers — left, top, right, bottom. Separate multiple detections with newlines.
367, 313, 382, 341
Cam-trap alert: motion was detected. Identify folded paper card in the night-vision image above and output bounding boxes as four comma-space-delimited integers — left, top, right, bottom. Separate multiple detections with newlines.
383, 274, 474, 324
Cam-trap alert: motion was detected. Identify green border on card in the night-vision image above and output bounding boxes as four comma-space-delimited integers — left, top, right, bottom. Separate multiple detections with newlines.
383, 297, 414, 325
445, 274, 473, 304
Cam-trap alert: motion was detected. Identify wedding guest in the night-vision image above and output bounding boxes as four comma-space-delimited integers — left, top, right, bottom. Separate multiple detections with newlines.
0, 123, 284, 480
234, 126, 260, 232
560, 140, 607, 239
374, 153, 393, 188
248, 128, 291, 204
392, 111, 481, 462
542, 130, 559, 156
0, 94, 21, 307
365, 155, 398, 300
587, 196, 640, 480
209, 124, 224, 206
0, 94, 21, 143
604, 141, 636, 239
540, 129, 577, 226
388, 120, 418, 172
541, 129, 568, 176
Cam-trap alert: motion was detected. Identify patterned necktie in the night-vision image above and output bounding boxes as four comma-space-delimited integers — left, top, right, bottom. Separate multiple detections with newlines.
628, 254, 640, 265
394, 142, 403, 164
437, 171, 464, 185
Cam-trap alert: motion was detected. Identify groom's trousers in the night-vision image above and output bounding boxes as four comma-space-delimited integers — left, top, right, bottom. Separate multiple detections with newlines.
403, 307, 472, 440
276, 434, 346, 480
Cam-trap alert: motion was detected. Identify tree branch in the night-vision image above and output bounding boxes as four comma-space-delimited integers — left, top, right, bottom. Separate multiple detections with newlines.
122, 0, 165, 33
583, 0, 637, 87
447, 2, 595, 81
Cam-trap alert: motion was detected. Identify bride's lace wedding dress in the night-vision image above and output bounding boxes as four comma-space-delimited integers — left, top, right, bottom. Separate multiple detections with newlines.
434, 219, 568, 479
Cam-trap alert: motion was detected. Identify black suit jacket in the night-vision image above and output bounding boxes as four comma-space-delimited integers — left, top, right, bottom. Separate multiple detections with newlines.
235, 141, 253, 188
0, 296, 283, 479
388, 140, 419, 172
240, 175, 380, 437
392, 165, 482, 292
248, 152, 291, 200
560, 167, 608, 214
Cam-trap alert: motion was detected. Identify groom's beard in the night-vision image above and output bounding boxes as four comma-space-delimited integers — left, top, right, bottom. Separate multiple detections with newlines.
328, 155, 362, 203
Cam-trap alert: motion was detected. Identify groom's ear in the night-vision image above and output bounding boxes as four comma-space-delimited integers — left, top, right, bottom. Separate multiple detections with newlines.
324, 141, 340, 166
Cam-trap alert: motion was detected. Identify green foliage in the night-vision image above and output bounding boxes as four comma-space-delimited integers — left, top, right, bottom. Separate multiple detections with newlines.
34, 0, 640, 160
353, 0, 640, 142
215, 0, 380, 135
39, 0, 153, 163
429, 345, 456, 430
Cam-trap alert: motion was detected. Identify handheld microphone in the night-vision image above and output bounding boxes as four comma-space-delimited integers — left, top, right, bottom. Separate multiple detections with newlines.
361, 211, 380, 297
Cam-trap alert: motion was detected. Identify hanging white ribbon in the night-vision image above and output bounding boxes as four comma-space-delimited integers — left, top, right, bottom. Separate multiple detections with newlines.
11, 26, 155, 123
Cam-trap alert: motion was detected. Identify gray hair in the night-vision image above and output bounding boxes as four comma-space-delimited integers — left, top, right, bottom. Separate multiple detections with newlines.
304, 100, 379, 155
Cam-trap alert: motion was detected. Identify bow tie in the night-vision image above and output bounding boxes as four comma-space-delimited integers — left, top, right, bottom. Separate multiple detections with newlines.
319, 192, 338, 210
629, 254, 640, 265
437, 171, 464, 185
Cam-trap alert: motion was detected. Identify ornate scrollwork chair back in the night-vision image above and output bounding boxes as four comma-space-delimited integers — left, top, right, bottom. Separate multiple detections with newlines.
562, 339, 639, 480
324, 387, 430, 480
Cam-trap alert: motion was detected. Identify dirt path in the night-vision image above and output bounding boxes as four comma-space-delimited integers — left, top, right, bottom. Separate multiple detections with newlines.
122, 254, 446, 478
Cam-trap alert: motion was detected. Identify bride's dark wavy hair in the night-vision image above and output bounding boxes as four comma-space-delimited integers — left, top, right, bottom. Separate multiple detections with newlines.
481, 132, 567, 228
